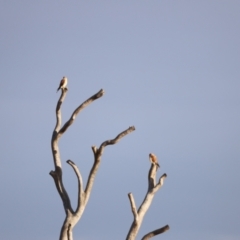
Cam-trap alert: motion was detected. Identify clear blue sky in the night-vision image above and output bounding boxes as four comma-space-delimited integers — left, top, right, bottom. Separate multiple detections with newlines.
0, 1, 240, 240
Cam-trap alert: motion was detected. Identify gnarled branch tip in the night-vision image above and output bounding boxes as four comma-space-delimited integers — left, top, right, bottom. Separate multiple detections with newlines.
129, 126, 136, 131
66, 159, 75, 165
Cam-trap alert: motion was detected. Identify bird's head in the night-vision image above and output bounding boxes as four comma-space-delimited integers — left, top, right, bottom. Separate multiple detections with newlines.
149, 153, 158, 162
149, 153, 156, 158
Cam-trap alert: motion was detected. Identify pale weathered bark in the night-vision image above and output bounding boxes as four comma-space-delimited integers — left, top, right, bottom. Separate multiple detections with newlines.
50, 87, 135, 240
126, 162, 168, 240
141, 225, 170, 240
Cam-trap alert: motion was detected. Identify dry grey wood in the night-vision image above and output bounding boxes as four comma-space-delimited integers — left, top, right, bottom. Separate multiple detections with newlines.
141, 225, 170, 240
126, 162, 167, 240
50, 88, 135, 240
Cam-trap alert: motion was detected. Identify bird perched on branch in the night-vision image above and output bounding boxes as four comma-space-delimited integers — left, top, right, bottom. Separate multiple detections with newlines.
149, 153, 160, 168
57, 76, 68, 92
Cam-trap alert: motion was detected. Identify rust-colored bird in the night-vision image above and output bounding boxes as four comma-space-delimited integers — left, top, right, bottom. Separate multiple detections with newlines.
149, 153, 160, 168
57, 76, 68, 92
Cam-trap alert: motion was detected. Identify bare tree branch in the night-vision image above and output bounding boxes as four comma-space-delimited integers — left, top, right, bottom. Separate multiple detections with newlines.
154, 173, 167, 192
126, 155, 167, 240
66, 160, 85, 210
128, 193, 138, 222
54, 88, 68, 133
97, 126, 135, 158
51, 88, 68, 168
84, 126, 136, 203
148, 164, 157, 190
100, 126, 136, 148
58, 89, 104, 137
141, 225, 170, 240
67, 224, 72, 240
49, 168, 74, 214
91, 145, 98, 155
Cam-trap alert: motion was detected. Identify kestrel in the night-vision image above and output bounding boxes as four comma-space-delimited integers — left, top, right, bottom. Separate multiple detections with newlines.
57, 76, 68, 92
149, 153, 160, 168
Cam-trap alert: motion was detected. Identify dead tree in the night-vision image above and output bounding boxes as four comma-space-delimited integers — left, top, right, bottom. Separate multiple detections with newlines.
126, 161, 169, 240
50, 86, 135, 240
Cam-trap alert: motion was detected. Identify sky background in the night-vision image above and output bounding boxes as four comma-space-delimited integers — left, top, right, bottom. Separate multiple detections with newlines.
0, 1, 240, 240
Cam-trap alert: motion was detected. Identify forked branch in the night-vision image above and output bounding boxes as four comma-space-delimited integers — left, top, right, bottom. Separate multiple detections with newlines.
126, 155, 168, 240
128, 193, 138, 222
59, 89, 104, 137
50, 89, 105, 217
50, 86, 135, 240
84, 126, 135, 203
67, 160, 84, 210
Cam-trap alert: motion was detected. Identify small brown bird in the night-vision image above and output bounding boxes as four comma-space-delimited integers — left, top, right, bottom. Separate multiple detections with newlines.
149, 153, 160, 168
57, 76, 68, 92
